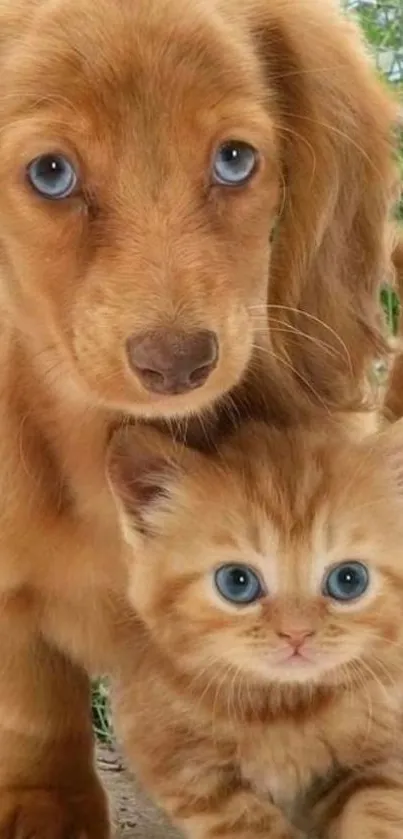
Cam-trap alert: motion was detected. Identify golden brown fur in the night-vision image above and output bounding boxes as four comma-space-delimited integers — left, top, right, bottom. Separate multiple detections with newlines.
0, 0, 398, 834
108, 418, 403, 839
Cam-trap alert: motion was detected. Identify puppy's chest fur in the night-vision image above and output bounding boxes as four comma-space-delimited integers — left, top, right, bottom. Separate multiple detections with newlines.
0, 401, 130, 670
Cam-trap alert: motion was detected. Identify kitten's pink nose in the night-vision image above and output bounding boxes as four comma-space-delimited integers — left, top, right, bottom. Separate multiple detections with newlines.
277, 628, 314, 649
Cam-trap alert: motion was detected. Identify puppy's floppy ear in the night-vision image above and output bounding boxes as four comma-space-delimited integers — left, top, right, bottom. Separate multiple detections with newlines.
249, 0, 399, 411
106, 426, 187, 535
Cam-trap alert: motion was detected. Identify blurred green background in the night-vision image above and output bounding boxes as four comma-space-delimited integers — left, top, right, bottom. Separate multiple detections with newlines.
346, 1, 402, 87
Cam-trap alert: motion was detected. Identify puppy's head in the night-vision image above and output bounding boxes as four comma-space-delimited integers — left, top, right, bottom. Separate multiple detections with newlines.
0, 0, 398, 419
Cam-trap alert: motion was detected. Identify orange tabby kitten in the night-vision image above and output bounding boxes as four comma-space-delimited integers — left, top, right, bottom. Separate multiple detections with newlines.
107, 419, 403, 839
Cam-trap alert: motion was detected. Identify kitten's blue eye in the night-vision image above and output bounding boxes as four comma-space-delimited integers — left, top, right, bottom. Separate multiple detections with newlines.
26, 154, 78, 199
214, 564, 264, 605
323, 561, 369, 602
212, 141, 258, 186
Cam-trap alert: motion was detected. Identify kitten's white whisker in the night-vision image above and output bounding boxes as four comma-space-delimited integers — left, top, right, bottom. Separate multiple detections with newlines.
356, 658, 391, 703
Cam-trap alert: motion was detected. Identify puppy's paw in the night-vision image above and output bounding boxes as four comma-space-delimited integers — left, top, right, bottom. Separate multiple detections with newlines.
0, 787, 110, 838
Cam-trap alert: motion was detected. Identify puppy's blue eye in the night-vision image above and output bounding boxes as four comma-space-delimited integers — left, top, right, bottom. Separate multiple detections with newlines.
212, 141, 258, 186
214, 564, 264, 605
323, 561, 369, 602
26, 154, 78, 199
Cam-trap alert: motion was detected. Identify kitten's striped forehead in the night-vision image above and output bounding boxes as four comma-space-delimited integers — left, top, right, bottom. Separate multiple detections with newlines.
219, 421, 403, 592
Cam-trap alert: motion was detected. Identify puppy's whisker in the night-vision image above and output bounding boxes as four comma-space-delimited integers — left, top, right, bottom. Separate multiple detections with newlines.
251, 341, 331, 412
254, 321, 347, 366
249, 305, 354, 374
277, 111, 384, 178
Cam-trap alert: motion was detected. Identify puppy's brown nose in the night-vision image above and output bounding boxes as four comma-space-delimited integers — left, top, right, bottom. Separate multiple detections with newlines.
126, 329, 218, 395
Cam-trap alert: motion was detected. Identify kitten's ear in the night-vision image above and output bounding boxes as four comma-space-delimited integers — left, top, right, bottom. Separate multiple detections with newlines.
106, 426, 187, 535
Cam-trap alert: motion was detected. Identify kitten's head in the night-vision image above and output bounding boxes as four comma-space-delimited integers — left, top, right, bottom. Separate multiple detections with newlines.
107, 419, 403, 691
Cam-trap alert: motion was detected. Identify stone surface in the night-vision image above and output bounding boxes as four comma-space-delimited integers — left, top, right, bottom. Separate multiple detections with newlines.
97, 745, 180, 839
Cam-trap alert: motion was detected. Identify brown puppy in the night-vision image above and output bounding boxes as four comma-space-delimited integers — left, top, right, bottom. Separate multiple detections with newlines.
0, 0, 398, 836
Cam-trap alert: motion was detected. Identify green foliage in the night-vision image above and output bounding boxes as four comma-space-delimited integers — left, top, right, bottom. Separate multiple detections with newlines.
345, 1, 403, 84
91, 678, 113, 744
381, 283, 400, 332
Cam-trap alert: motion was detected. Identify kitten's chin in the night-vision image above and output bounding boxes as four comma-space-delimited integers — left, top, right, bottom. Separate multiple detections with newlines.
255, 651, 347, 686
269, 657, 322, 685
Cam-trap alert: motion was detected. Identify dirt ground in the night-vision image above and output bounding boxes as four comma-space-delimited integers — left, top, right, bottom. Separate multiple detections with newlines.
97, 745, 180, 839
